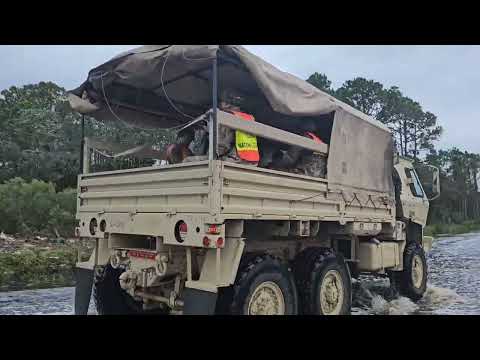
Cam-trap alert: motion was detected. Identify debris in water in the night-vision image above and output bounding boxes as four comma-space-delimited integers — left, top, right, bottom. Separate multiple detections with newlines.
0, 232, 15, 242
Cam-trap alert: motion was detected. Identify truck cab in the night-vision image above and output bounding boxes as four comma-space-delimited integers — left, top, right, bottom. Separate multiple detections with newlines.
394, 156, 440, 251
395, 157, 429, 226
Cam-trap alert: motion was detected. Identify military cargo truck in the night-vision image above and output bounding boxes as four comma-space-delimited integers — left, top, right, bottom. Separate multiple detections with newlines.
69, 45, 440, 315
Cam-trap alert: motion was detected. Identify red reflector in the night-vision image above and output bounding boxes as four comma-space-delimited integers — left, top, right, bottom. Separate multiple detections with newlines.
207, 224, 221, 234
203, 236, 211, 247
127, 250, 156, 260
216, 237, 224, 247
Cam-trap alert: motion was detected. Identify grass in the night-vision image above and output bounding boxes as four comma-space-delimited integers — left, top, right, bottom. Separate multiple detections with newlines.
424, 220, 480, 237
0, 246, 91, 292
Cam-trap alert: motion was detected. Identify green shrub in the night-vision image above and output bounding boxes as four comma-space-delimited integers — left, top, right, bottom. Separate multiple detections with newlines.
0, 247, 78, 290
0, 177, 76, 237
425, 221, 480, 237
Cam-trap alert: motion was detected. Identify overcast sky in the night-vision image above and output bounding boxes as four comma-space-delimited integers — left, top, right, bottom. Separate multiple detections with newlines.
0, 45, 478, 153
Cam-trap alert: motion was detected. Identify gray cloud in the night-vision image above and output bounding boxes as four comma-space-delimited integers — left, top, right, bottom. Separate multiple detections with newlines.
245, 45, 480, 153
0, 45, 477, 153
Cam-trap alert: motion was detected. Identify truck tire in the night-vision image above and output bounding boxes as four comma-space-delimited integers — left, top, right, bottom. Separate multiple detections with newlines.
294, 248, 352, 315
93, 265, 167, 315
93, 265, 137, 314
225, 254, 299, 315
389, 242, 427, 301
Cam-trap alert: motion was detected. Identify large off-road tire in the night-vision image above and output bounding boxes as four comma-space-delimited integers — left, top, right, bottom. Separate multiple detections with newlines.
93, 265, 137, 314
389, 242, 427, 301
294, 247, 352, 315
93, 265, 167, 315
218, 253, 298, 315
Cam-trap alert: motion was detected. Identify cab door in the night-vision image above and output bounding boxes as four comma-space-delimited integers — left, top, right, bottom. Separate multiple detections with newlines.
396, 161, 429, 227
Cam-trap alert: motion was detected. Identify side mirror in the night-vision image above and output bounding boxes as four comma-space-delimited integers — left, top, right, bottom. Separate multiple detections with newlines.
413, 164, 441, 201
425, 164, 440, 201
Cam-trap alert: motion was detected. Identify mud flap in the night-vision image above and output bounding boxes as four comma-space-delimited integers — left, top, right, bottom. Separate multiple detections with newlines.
183, 288, 218, 315
344, 261, 353, 309
74, 267, 94, 315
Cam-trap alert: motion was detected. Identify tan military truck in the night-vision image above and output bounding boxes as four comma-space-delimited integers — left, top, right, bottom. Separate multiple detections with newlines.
69, 45, 440, 315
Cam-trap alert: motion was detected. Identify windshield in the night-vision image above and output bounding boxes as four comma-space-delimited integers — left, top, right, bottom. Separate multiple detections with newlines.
405, 168, 425, 198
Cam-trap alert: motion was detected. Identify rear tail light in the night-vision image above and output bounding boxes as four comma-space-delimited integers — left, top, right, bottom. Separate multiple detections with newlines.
175, 221, 188, 243
216, 237, 224, 247
179, 222, 188, 233
89, 218, 98, 235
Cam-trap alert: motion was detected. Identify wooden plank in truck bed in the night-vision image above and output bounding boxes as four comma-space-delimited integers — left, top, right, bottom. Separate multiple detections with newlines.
218, 111, 329, 154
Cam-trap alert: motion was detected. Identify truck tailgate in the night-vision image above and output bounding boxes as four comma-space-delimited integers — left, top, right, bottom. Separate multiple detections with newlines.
78, 161, 212, 214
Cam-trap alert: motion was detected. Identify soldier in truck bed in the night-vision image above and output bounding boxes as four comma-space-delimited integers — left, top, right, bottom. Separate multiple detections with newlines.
217, 90, 260, 166
165, 89, 325, 178
264, 119, 327, 178
165, 89, 260, 165
164, 128, 194, 164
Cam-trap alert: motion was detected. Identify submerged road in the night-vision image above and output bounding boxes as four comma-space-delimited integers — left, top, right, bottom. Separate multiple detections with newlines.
0, 233, 478, 315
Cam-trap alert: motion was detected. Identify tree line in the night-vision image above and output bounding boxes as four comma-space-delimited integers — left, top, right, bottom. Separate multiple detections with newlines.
0, 82, 172, 236
0, 77, 479, 230
0, 82, 172, 190
307, 72, 480, 225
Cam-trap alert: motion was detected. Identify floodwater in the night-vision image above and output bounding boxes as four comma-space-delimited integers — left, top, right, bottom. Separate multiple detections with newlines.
351, 232, 479, 315
0, 233, 479, 315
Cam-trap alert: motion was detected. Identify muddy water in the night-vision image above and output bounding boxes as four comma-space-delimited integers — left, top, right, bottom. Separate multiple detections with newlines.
0, 233, 478, 315
352, 232, 479, 315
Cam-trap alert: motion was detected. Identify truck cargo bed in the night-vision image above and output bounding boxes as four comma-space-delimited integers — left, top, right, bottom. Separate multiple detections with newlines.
78, 160, 394, 226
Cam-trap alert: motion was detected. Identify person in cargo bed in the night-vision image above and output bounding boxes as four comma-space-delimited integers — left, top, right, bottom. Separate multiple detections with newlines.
165, 89, 260, 166
165, 131, 194, 164
263, 119, 328, 178
217, 90, 260, 166
164, 89, 325, 179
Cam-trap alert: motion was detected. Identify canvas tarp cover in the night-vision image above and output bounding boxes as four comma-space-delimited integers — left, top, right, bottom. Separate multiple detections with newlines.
68, 45, 388, 131
328, 108, 394, 194
68, 45, 393, 193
